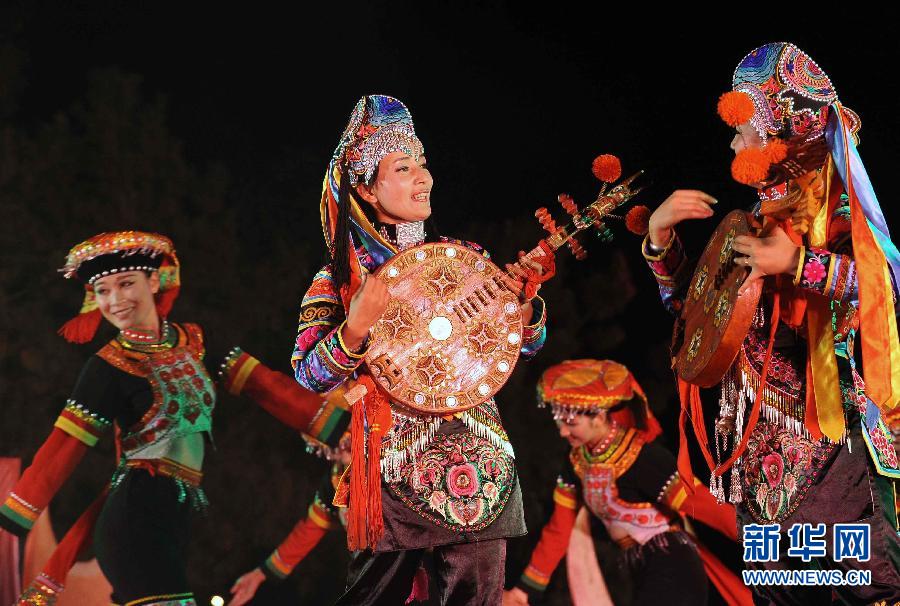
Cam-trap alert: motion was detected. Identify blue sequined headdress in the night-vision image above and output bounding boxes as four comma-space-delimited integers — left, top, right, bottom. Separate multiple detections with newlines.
320, 95, 425, 303
732, 42, 859, 143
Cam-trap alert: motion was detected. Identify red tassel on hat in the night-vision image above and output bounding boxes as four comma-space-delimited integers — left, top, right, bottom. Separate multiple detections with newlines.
155, 285, 180, 318
58, 309, 102, 344
717, 91, 755, 127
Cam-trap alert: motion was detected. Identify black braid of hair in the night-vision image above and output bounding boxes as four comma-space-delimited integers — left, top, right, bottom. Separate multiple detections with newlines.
332, 163, 442, 293
332, 162, 354, 294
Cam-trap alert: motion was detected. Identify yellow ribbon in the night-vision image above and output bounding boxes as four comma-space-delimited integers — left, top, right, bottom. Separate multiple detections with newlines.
806, 296, 844, 441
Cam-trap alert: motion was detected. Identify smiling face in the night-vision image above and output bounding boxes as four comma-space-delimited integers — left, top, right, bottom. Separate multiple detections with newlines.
356, 151, 433, 223
92, 271, 160, 332
555, 412, 609, 449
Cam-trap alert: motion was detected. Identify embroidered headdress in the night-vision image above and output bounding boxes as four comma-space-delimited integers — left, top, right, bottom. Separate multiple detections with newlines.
538, 359, 661, 440
726, 42, 860, 143
320, 95, 425, 304
58, 231, 181, 343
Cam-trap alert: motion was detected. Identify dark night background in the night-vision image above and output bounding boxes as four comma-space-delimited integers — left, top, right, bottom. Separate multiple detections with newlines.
1, 3, 896, 604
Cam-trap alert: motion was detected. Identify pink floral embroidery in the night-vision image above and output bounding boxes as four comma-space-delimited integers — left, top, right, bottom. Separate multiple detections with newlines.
447, 463, 480, 498
428, 490, 448, 513
295, 326, 325, 352
762, 454, 784, 488
803, 256, 827, 285
390, 433, 515, 532
743, 421, 836, 523
483, 482, 499, 506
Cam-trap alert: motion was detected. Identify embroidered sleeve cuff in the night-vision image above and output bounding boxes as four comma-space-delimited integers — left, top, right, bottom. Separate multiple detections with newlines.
218, 348, 262, 396
642, 232, 688, 287
519, 566, 551, 593
658, 472, 702, 511
53, 400, 112, 447
336, 320, 369, 360
303, 391, 352, 449
792, 245, 806, 286
0, 492, 40, 535
642, 232, 675, 261
307, 500, 338, 530
656, 471, 680, 503
523, 295, 546, 333
552, 484, 577, 510
519, 296, 547, 359
798, 247, 857, 304
302, 324, 368, 386
263, 550, 292, 581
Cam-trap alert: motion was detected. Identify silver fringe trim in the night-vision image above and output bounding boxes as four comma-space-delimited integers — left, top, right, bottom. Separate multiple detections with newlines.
460, 411, 516, 459
380, 415, 444, 483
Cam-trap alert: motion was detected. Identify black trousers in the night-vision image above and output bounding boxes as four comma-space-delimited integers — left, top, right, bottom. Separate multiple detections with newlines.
93, 469, 195, 605
335, 538, 506, 606
611, 531, 708, 606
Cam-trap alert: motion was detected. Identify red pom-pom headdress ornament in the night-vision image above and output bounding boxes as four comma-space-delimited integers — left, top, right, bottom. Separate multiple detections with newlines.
718, 42, 862, 187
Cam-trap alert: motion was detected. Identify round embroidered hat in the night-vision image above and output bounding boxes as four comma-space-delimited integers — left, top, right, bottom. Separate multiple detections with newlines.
720, 42, 859, 142
538, 359, 661, 439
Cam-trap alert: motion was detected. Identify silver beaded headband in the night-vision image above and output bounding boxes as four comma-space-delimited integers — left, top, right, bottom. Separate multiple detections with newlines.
538, 399, 605, 424
88, 265, 158, 285
349, 123, 424, 186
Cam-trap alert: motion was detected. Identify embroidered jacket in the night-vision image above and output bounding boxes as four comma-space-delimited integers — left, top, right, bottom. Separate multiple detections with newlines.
642, 196, 900, 522
517, 430, 736, 596
292, 238, 546, 538
0, 323, 331, 538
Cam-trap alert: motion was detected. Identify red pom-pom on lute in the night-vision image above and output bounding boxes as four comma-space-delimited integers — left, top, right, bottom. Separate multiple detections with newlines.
592, 154, 622, 183
625, 205, 651, 235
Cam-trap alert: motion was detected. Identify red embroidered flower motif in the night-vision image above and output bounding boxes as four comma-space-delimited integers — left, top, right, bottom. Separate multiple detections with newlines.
428, 490, 448, 514
783, 472, 797, 498
295, 329, 321, 352
766, 489, 784, 521
803, 257, 827, 285
480, 458, 501, 478
762, 453, 784, 489
413, 467, 438, 490
446, 463, 479, 498
785, 445, 805, 467
483, 482, 499, 505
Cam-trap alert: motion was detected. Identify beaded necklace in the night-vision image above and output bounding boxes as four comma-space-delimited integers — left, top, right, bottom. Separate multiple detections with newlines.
117, 320, 174, 353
